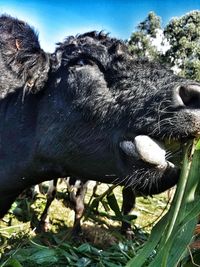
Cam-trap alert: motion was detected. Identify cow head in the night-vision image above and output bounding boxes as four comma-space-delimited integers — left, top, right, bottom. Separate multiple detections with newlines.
1, 16, 200, 195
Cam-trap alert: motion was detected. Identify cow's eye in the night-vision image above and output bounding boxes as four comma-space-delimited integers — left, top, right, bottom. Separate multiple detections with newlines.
68, 57, 95, 68
75, 58, 94, 66
68, 55, 105, 73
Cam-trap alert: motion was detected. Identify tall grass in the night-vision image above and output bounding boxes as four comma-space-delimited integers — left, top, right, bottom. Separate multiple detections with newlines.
127, 139, 200, 267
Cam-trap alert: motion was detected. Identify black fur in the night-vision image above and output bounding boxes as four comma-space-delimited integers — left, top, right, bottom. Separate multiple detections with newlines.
0, 15, 200, 218
0, 15, 49, 97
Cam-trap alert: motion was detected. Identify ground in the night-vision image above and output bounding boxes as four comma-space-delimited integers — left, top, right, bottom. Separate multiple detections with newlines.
0, 181, 174, 266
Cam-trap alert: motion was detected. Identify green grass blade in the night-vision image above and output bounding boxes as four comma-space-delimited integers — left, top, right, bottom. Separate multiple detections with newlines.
127, 138, 200, 267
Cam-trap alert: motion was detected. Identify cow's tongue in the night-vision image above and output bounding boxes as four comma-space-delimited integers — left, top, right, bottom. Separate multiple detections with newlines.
120, 135, 167, 168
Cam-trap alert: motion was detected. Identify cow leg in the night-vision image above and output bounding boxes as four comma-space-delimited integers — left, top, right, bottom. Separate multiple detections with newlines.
121, 186, 136, 239
0, 193, 19, 219
73, 181, 88, 235
68, 179, 88, 236
37, 179, 58, 232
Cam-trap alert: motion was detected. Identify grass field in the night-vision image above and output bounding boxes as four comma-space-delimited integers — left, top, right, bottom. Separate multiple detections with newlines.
0, 181, 173, 266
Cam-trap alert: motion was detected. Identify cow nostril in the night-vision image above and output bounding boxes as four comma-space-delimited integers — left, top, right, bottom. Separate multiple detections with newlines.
177, 84, 200, 108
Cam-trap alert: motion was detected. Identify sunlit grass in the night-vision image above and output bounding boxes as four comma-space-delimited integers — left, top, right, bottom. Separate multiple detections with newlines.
0, 181, 172, 266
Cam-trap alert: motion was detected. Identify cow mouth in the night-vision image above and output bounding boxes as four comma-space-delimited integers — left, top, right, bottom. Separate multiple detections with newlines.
117, 135, 183, 195
119, 135, 184, 170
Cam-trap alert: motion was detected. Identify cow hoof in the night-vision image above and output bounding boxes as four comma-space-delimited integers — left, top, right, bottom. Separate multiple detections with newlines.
121, 228, 135, 240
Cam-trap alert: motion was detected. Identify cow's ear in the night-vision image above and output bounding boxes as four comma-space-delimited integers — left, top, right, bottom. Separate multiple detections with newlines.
0, 15, 50, 93
0, 15, 41, 58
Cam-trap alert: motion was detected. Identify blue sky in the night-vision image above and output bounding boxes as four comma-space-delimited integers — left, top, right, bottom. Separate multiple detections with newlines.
0, 0, 200, 52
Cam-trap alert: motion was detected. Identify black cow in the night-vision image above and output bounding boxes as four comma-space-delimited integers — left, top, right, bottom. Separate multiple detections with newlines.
0, 15, 200, 220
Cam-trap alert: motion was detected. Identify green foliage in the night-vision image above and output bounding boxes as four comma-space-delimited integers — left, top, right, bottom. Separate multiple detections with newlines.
129, 32, 159, 59
163, 11, 200, 80
181, 59, 200, 81
0, 237, 136, 267
128, 12, 161, 59
127, 139, 200, 267
129, 10, 200, 81
138, 11, 162, 37
85, 185, 137, 226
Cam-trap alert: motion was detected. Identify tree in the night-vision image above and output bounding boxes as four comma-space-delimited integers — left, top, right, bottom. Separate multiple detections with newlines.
128, 11, 200, 81
137, 11, 161, 38
163, 11, 200, 81
128, 12, 162, 59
